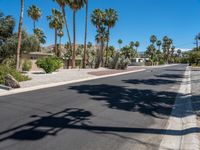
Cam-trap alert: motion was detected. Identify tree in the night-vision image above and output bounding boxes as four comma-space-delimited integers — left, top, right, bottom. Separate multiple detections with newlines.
66, 0, 85, 68
47, 9, 64, 57
129, 41, 134, 48
150, 35, 157, 44
16, 0, 24, 70
95, 26, 108, 67
118, 39, 123, 50
0, 12, 15, 42
156, 40, 162, 51
162, 36, 173, 63
53, 0, 72, 51
27, 5, 42, 31
91, 9, 107, 67
134, 41, 140, 53
83, 0, 88, 68
145, 44, 156, 64
34, 28, 46, 45
104, 8, 118, 66
57, 30, 64, 57
177, 49, 182, 57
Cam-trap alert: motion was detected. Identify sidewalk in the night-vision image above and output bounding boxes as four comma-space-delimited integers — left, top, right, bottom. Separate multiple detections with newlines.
159, 66, 200, 150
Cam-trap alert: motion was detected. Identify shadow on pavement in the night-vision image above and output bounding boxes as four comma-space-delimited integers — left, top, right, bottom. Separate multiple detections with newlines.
123, 78, 179, 85
0, 107, 200, 142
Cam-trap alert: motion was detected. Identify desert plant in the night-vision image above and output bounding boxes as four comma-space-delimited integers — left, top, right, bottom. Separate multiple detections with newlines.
22, 59, 32, 71
0, 65, 30, 84
36, 56, 63, 73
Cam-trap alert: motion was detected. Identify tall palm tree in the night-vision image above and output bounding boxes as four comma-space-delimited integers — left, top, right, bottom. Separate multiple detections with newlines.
135, 41, 140, 54
27, 5, 41, 31
104, 8, 118, 66
53, 0, 72, 50
47, 9, 64, 57
57, 30, 64, 57
129, 41, 135, 48
150, 35, 157, 44
95, 26, 108, 68
156, 40, 162, 51
34, 28, 46, 51
83, 0, 88, 68
34, 28, 46, 45
118, 39, 123, 50
16, 0, 24, 70
66, 0, 85, 68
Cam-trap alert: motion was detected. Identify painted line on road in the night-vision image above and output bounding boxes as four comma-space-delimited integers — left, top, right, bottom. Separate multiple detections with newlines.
159, 67, 200, 150
0, 69, 145, 97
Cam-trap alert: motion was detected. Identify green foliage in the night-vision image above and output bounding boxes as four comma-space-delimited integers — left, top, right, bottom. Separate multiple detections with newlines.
0, 65, 30, 84
0, 12, 15, 42
0, 30, 40, 61
36, 56, 63, 73
1, 57, 16, 68
22, 60, 32, 71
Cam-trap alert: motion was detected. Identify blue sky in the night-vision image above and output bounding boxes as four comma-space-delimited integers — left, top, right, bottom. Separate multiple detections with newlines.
0, 0, 200, 51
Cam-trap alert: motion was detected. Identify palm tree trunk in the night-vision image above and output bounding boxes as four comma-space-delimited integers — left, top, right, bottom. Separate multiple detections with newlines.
33, 21, 36, 31
83, 0, 88, 69
16, 0, 24, 70
72, 10, 76, 68
61, 6, 72, 50
105, 27, 110, 67
55, 29, 58, 57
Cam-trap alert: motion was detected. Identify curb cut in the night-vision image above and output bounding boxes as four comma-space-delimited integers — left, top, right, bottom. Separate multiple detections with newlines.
0, 69, 145, 97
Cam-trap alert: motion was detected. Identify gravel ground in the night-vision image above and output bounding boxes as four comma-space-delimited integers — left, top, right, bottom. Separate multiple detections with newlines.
20, 68, 107, 88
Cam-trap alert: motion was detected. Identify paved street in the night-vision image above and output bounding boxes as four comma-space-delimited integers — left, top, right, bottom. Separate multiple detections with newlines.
0, 64, 188, 150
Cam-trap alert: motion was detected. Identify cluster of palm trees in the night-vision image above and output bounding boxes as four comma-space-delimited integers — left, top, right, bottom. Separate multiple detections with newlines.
91, 8, 118, 67
145, 35, 175, 64
16, 0, 89, 70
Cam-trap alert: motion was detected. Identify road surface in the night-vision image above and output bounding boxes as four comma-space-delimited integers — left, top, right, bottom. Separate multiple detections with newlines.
0, 64, 187, 150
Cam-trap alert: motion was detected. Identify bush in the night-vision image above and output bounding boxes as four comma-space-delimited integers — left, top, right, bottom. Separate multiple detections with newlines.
117, 57, 130, 70
159, 60, 165, 65
2, 57, 16, 68
22, 60, 32, 71
0, 65, 30, 84
108, 53, 120, 69
36, 56, 63, 73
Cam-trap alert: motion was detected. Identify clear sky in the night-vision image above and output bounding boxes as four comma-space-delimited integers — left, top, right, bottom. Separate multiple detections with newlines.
0, 0, 200, 52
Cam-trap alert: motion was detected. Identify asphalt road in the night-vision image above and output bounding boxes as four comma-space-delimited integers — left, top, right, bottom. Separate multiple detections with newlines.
0, 64, 187, 150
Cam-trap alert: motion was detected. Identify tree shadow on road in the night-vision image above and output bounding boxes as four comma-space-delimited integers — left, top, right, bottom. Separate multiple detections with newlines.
123, 78, 179, 85
69, 84, 178, 118
0, 107, 200, 143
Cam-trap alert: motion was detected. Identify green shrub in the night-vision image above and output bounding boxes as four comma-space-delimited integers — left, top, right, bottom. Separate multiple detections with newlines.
159, 60, 165, 65
117, 57, 130, 70
2, 57, 16, 68
0, 65, 30, 84
36, 56, 63, 73
22, 60, 32, 71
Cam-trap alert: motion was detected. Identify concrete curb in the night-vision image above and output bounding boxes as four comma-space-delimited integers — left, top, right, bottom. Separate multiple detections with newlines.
0, 84, 12, 90
0, 69, 145, 97
159, 67, 200, 150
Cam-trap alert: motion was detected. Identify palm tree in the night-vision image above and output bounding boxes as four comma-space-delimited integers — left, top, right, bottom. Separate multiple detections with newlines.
91, 9, 105, 30
34, 28, 46, 51
177, 49, 182, 57
95, 26, 108, 67
57, 30, 64, 57
53, 0, 72, 50
27, 5, 41, 31
156, 40, 162, 51
104, 8, 118, 66
83, 0, 88, 68
66, 0, 85, 68
16, 0, 24, 70
135, 41, 140, 53
34, 28, 46, 45
150, 35, 157, 44
129, 41, 135, 48
118, 39, 123, 50
47, 9, 64, 57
